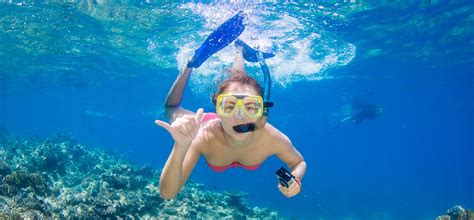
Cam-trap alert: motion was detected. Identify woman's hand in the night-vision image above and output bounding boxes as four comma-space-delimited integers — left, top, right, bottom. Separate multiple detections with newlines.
155, 108, 204, 151
278, 178, 301, 198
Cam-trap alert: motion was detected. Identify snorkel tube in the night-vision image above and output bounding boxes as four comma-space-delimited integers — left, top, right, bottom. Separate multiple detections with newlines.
258, 51, 274, 115
233, 51, 274, 133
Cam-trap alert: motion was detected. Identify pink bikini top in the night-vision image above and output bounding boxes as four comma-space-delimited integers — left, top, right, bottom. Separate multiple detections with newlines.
206, 160, 261, 172
200, 113, 262, 172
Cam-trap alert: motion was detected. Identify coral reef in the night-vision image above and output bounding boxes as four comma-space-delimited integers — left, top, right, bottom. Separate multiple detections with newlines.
0, 132, 279, 218
436, 205, 473, 220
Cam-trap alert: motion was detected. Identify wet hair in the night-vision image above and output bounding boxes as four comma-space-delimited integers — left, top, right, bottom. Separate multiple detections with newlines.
212, 68, 263, 105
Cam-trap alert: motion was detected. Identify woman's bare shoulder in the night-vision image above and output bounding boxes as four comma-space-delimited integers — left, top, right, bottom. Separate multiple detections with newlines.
263, 123, 289, 140
261, 123, 293, 152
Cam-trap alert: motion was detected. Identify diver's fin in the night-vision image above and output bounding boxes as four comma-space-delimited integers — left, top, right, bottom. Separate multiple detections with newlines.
235, 39, 275, 63
187, 11, 245, 68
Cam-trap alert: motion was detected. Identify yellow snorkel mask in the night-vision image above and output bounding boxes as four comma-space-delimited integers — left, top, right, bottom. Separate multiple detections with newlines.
214, 41, 274, 133
216, 93, 264, 119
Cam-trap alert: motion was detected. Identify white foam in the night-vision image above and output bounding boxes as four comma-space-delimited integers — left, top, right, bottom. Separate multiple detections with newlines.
177, 3, 356, 94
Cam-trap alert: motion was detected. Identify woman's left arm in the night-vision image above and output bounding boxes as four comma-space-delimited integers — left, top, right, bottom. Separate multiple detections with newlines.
275, 133, 307, 197
275, 133, 306, 179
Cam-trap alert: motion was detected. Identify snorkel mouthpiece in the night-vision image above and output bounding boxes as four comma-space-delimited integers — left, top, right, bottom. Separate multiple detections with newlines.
233, 123, 256, 133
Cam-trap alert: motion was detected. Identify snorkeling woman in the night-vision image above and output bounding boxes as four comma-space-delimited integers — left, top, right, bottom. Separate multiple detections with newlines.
155, 12, 306, 199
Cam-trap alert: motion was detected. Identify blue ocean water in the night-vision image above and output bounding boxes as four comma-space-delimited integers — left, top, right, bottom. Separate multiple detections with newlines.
1, 0, 473, 219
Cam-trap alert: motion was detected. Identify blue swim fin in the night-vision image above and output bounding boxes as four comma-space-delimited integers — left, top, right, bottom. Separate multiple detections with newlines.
235, 39, 275, 63
187, 11, 245, 68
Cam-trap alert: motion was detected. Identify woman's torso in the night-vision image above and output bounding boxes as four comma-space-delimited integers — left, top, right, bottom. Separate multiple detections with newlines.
198, 114, 281, 171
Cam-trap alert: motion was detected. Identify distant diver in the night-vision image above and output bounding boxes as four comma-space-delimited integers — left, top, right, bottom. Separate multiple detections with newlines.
154, 11, 306, 199
339, 103, 383, 125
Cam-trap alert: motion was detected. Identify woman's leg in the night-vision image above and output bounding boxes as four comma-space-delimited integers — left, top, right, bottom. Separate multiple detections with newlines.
165, 66, 192, 108
230, 46, 245, 74
164, 65, 195, 122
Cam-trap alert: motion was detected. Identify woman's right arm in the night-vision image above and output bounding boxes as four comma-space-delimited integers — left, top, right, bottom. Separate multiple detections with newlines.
158, 135, 203, 199
158, 58, 212, 199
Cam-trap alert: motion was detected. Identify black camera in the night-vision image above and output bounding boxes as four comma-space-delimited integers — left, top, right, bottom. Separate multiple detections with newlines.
275, 166, 295, 188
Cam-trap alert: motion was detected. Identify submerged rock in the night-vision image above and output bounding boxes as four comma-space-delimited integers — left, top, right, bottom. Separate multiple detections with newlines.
1, 171, 49, 196
223, 190, 251, 214
0, 161, 11, 176
436, 205, 473, 220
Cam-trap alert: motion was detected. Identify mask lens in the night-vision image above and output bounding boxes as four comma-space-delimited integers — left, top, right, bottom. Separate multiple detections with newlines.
222, 96, 237, 113
243, 96, 261, 117
217, 95, 236, 117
